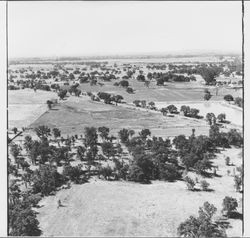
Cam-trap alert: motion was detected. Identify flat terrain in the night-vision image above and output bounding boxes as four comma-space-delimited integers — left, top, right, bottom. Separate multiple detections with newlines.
36, 147, 242, 237
30, 96, 210, 138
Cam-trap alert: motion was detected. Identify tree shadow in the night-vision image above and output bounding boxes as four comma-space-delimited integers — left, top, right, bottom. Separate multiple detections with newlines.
228, 211, 243, 220
215, 220, 232, 229
202, 188, 215, 192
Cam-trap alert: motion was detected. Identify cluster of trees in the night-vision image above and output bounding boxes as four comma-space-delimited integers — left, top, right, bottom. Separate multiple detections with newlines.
133, 100, 156, 110
156, 73, 196, 85
68, 83, 81, 96
180, 105, 201, 118
146, 64, 167, 70
206, 112, 227, 125
97, 92, 124, 105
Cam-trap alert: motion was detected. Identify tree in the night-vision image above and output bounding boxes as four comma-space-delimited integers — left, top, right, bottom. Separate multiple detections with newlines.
127, 164, 145, 183
99, 165, 113, 180
148, 101, 155, 109
12, 127, 18, 134
84, 127, 98, 147
10, 143, 21, 161
222, 196, 238, 217
133, 100, 141, 107
139, 129, 151, 140
225, 156, 230, 166
77, 146, 86, 161
34, 125, 51, 139
206, 113, 216, 125
52, 128, 61, 140
136, 74, 146, 82
226, 129, 243, 147
32, 164, 64, 196
204, 90, 212, 101
180, 105, 190, 116
234, 97, 243, 107
63, 164, 86, 184
194, 155, 213, 175
217, 113, 226, 123
200, 180, 210, 191
97, 92, 112, 104
111, 95, 123, 105
118, 128, 130, 143
199, 66, 221, 85
190, 108, 200, 118
141, 100, 146, 108
160, 107, 168, 116
119, 80, 129, 87
128, 129, 135, 138
126, 87, 134, 94
178, 202, 226, 238
184, 176, 196, 190
101, 142, 116, 159
209, 124, 220, 142
144, 81, 150, 88
58, 89, 67, 100
234, 175, 242, 192
224, 94, 234, 102
98, 126, 110, 141
158, 163, 181, 181
9, 203, 41, 236
167, 104, 178, 114
46, 100, 53, 110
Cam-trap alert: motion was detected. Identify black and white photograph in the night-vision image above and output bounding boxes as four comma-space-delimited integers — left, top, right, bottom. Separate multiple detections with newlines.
1, 0, 249, 237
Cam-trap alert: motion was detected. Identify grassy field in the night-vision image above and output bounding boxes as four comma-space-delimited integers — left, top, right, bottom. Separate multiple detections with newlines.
36, 147, 242, 237
30, 96, 209, 138
63, 78, 242, 104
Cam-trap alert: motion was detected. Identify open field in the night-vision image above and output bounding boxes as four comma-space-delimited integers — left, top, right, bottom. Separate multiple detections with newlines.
63, 77, 242, 104
8, 89, 57, 129
36, 147, 242, 237
30, 96, 209, 138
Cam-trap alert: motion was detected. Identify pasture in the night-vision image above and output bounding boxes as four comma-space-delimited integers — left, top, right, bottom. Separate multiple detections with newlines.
36, 147, 242, 237
30, 96, 209, 138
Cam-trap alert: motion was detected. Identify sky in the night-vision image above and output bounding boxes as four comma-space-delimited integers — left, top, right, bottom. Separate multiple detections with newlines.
8, 1, 242, 58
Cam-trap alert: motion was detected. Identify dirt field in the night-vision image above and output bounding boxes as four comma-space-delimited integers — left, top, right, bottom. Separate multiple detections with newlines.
36, 147, 242, 237
30, 96, 209, 138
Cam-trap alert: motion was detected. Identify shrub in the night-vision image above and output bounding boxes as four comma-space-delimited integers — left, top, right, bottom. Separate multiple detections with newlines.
234, 175, 242, 192
222, 196, 238, 217
178, 202, 226, 238
127, 164, 145, 183
200, 180, 210, 191
159, 163, 181, 181
62, 165, 86, 184
184, 176, 196, 190
225, 157, 230, 166
98, 165, 113, 180
224, 94, 234, 102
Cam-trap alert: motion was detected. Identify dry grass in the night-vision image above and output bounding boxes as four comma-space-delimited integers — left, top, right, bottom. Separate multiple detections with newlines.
36, 147, 242, 237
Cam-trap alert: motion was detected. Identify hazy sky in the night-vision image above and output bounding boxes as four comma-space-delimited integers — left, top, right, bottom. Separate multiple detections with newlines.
8, 1, 242, 58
